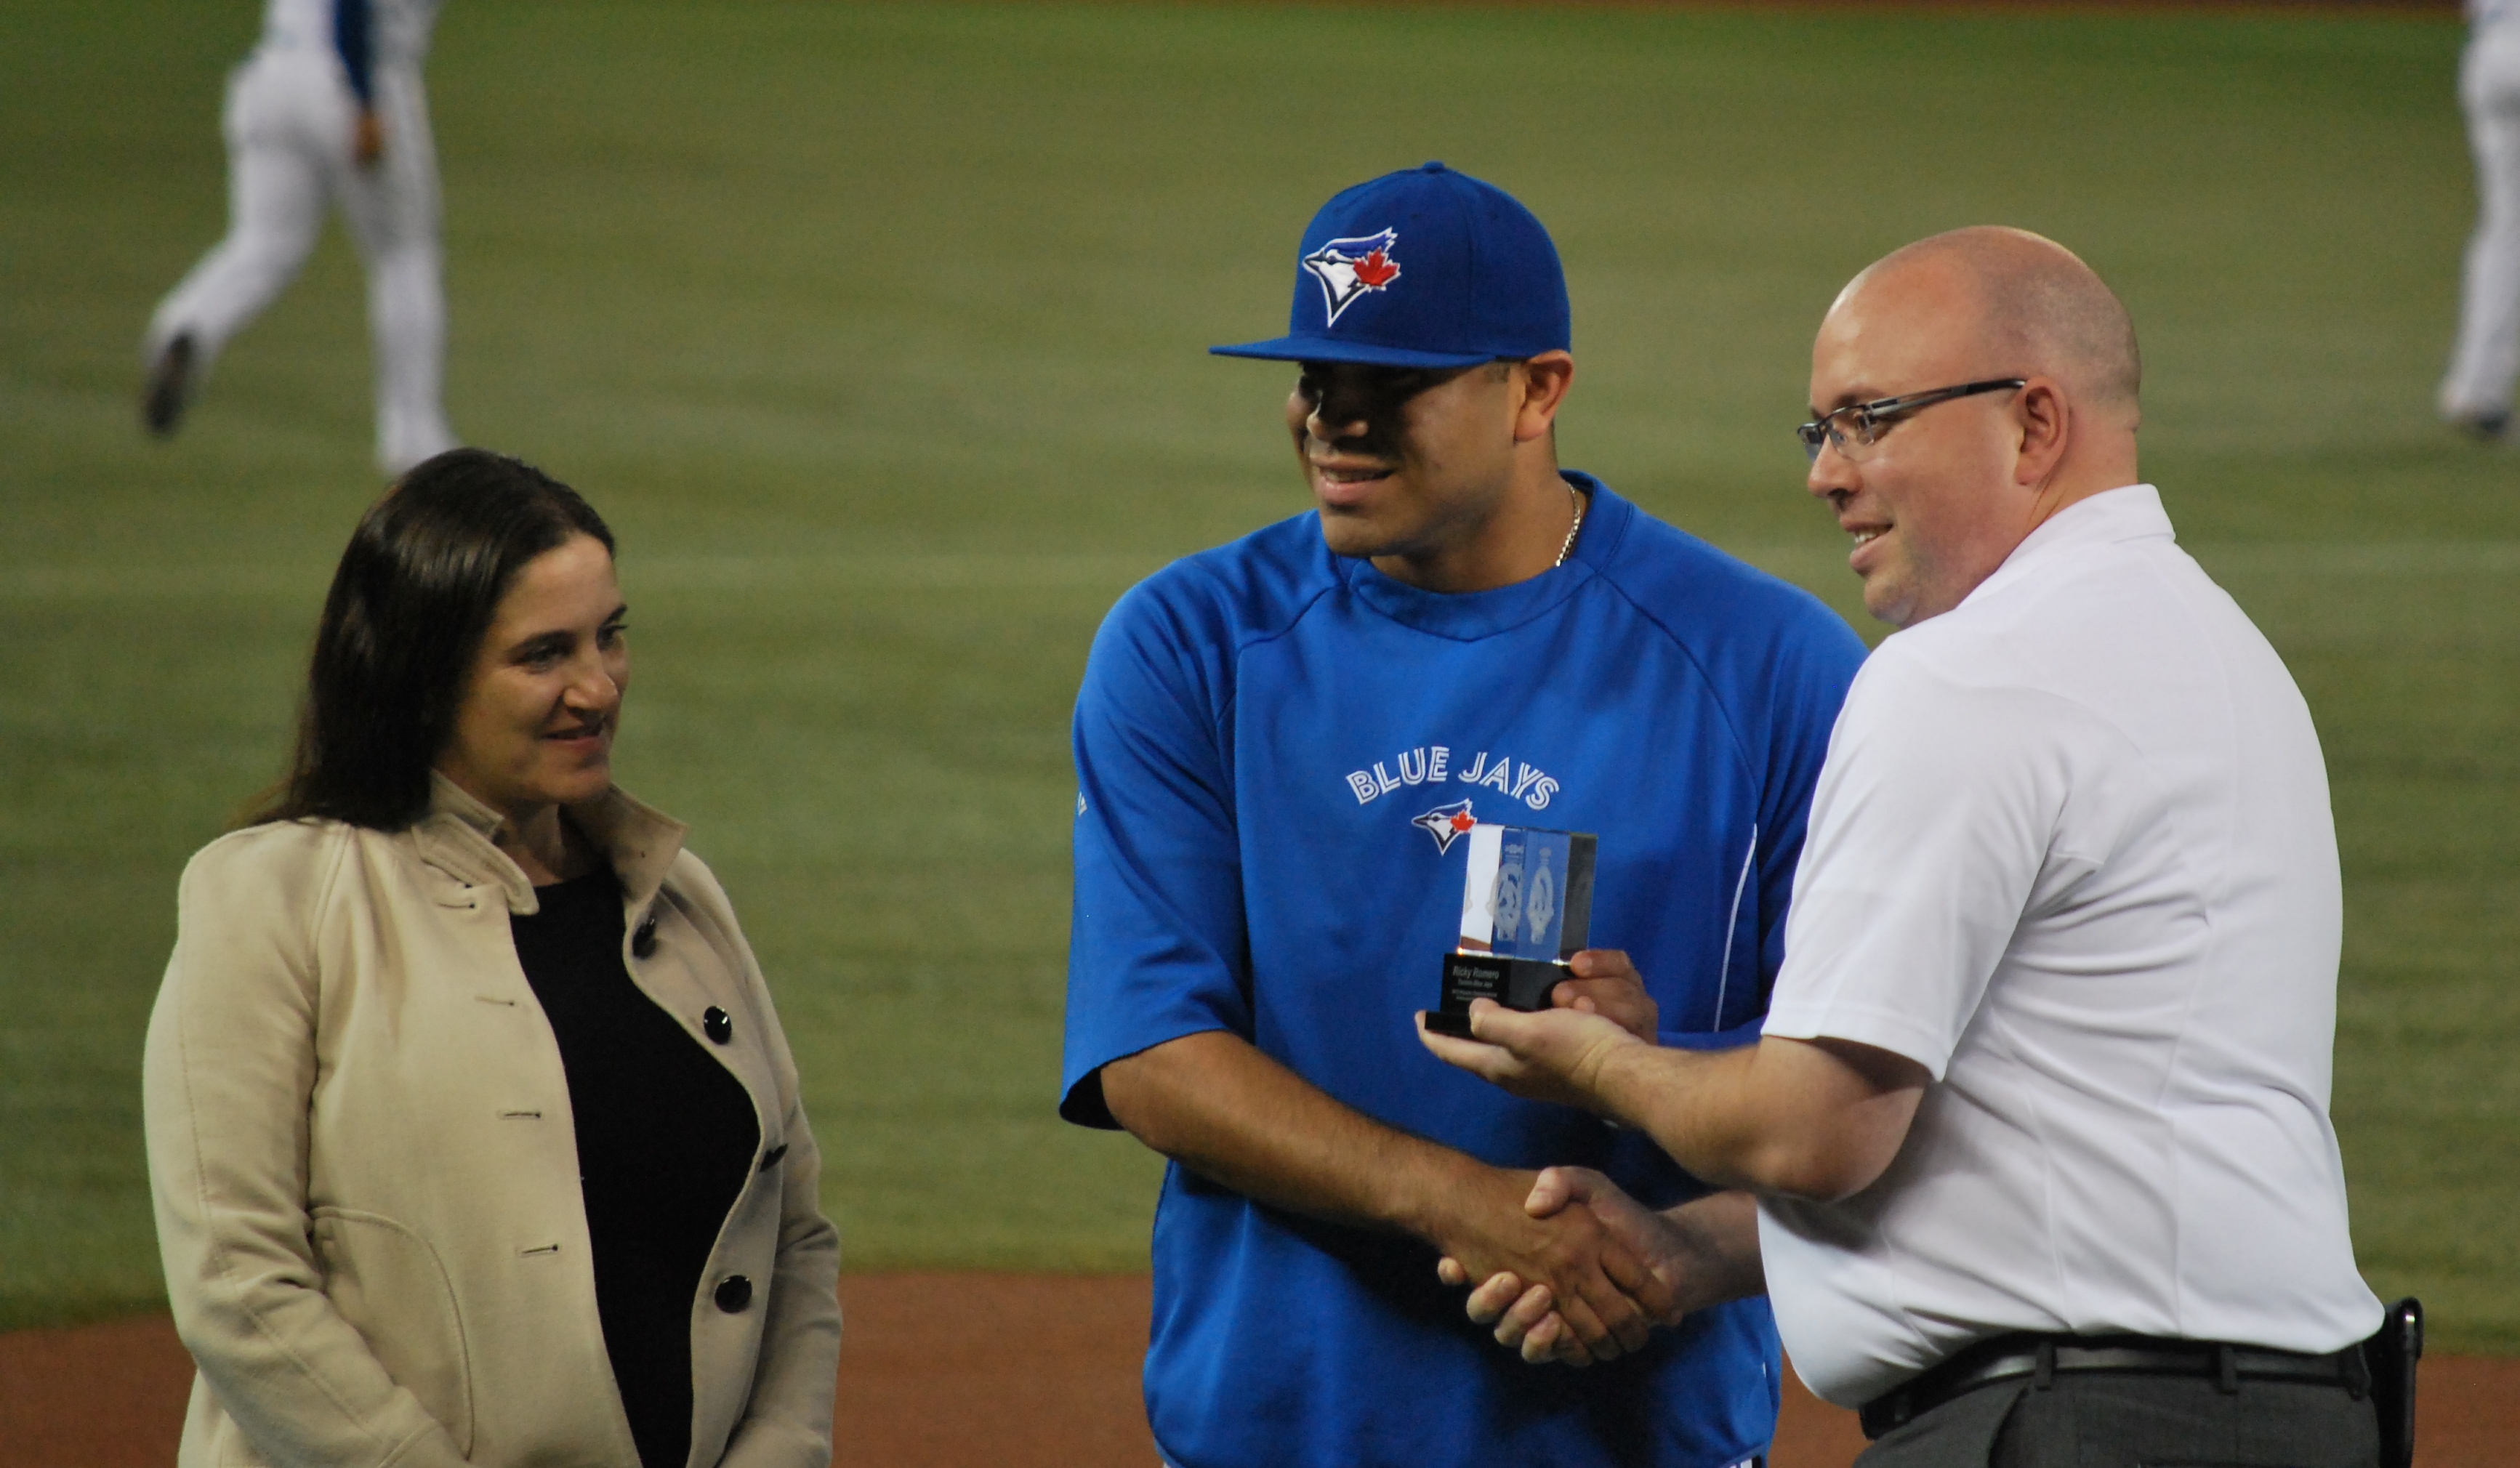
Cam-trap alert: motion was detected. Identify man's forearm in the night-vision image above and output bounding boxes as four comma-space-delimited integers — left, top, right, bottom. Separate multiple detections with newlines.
1590, 1036, 1925, 1202
1099, 1027, 1679, 1360
1099, 1028, 1494, 1241
1656, 1190, 1766, 1312
1588, 1043, 1772, 1193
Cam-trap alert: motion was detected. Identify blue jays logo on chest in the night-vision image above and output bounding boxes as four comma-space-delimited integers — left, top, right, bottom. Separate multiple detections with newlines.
1343, 743, 1563, 848
1411, 799, 1476, 853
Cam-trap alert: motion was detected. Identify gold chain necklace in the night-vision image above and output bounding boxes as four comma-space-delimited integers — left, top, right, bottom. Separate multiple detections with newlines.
1554, 482, 1585, 568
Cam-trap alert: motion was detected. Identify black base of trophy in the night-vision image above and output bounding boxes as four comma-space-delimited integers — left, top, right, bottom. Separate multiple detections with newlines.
1421, 951, 1571, 1037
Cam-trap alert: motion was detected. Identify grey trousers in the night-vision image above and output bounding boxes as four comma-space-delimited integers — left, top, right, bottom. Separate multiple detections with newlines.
1855, 1372, 2382, 1468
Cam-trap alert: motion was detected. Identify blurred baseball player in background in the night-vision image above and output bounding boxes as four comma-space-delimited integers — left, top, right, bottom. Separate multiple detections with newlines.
1425, 227, 2398, 1468
142, 0, 458, 475
1060, 162, 1864, 1468
2443, 0, 2520, 438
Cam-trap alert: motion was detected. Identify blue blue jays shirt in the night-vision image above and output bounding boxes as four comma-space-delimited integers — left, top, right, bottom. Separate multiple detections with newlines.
1062, 475, 1866, 1468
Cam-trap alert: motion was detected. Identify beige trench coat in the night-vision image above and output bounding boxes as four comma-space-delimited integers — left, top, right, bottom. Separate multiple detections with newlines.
143, 776, 841, 1468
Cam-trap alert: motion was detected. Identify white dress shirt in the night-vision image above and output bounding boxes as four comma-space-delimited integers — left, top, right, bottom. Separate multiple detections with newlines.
1757, 484, 2381, 1408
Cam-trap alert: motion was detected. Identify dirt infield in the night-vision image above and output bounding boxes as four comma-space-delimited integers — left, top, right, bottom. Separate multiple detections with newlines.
2, 1275, 2511, 1467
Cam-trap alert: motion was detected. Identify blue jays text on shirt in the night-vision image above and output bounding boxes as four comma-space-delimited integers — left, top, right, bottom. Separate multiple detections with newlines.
1342, 746, 1558, 811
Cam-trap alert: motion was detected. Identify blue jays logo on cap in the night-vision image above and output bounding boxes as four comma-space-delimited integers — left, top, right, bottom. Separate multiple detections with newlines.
1211, 161, 1570, 371
1303, 230, 1401, 326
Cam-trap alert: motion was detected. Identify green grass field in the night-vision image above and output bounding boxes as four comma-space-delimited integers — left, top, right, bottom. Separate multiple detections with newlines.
4, 1, 2515, 1351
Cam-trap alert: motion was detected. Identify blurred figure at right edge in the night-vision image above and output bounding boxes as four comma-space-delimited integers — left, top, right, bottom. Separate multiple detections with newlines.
142, 0, 459, 475
2441, 0, 2520, 440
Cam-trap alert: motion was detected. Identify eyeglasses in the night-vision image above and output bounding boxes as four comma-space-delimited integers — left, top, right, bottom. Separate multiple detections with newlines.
1796, 379, 2027, 463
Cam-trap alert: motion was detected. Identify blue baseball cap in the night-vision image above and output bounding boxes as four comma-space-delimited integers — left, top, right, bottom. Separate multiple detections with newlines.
1211, 161, 1571, 369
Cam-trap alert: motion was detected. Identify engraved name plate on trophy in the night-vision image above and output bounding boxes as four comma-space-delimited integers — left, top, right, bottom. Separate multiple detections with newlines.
1422, 823, 1597, 1039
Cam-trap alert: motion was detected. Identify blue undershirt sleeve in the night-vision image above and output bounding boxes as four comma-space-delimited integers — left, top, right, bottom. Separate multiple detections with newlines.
333, 0, 375, 107
1059, 581, 1251, 1129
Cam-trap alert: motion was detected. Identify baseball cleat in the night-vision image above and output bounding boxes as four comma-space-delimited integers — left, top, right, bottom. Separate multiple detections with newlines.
142, 333, 197, 438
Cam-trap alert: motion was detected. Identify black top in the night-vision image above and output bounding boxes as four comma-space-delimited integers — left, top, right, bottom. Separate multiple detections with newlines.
510, 867, 759, 1468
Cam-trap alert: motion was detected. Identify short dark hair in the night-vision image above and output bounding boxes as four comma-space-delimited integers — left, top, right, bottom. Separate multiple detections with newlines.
251, 449, 615, 831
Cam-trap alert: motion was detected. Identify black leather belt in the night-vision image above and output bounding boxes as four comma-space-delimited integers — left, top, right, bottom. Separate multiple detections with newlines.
1858, 1332, 2372, 1440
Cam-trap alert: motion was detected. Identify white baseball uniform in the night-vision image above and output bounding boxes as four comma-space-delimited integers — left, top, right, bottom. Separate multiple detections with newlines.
145, 0, 455, 475
2441, 0, 2520, 425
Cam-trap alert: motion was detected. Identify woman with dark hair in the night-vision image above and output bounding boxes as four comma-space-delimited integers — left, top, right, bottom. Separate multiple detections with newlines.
143, 449, 841, 1468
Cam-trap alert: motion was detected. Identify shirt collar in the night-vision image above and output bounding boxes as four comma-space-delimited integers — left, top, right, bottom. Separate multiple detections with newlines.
1338, 470, 1630, 641
416, 771, 690, 916
1960, 483, 2172, 610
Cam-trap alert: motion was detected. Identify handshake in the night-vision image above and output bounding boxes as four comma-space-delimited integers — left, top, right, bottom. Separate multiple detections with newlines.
1413, 950, 1766, 1367
1432, 1165, 1763, 1368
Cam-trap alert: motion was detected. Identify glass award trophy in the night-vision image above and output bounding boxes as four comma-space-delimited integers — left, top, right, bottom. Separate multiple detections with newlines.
1422, 823, 1597, 1039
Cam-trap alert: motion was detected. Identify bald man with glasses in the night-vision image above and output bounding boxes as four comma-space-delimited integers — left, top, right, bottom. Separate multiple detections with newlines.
1422, 227, 2408, 1468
